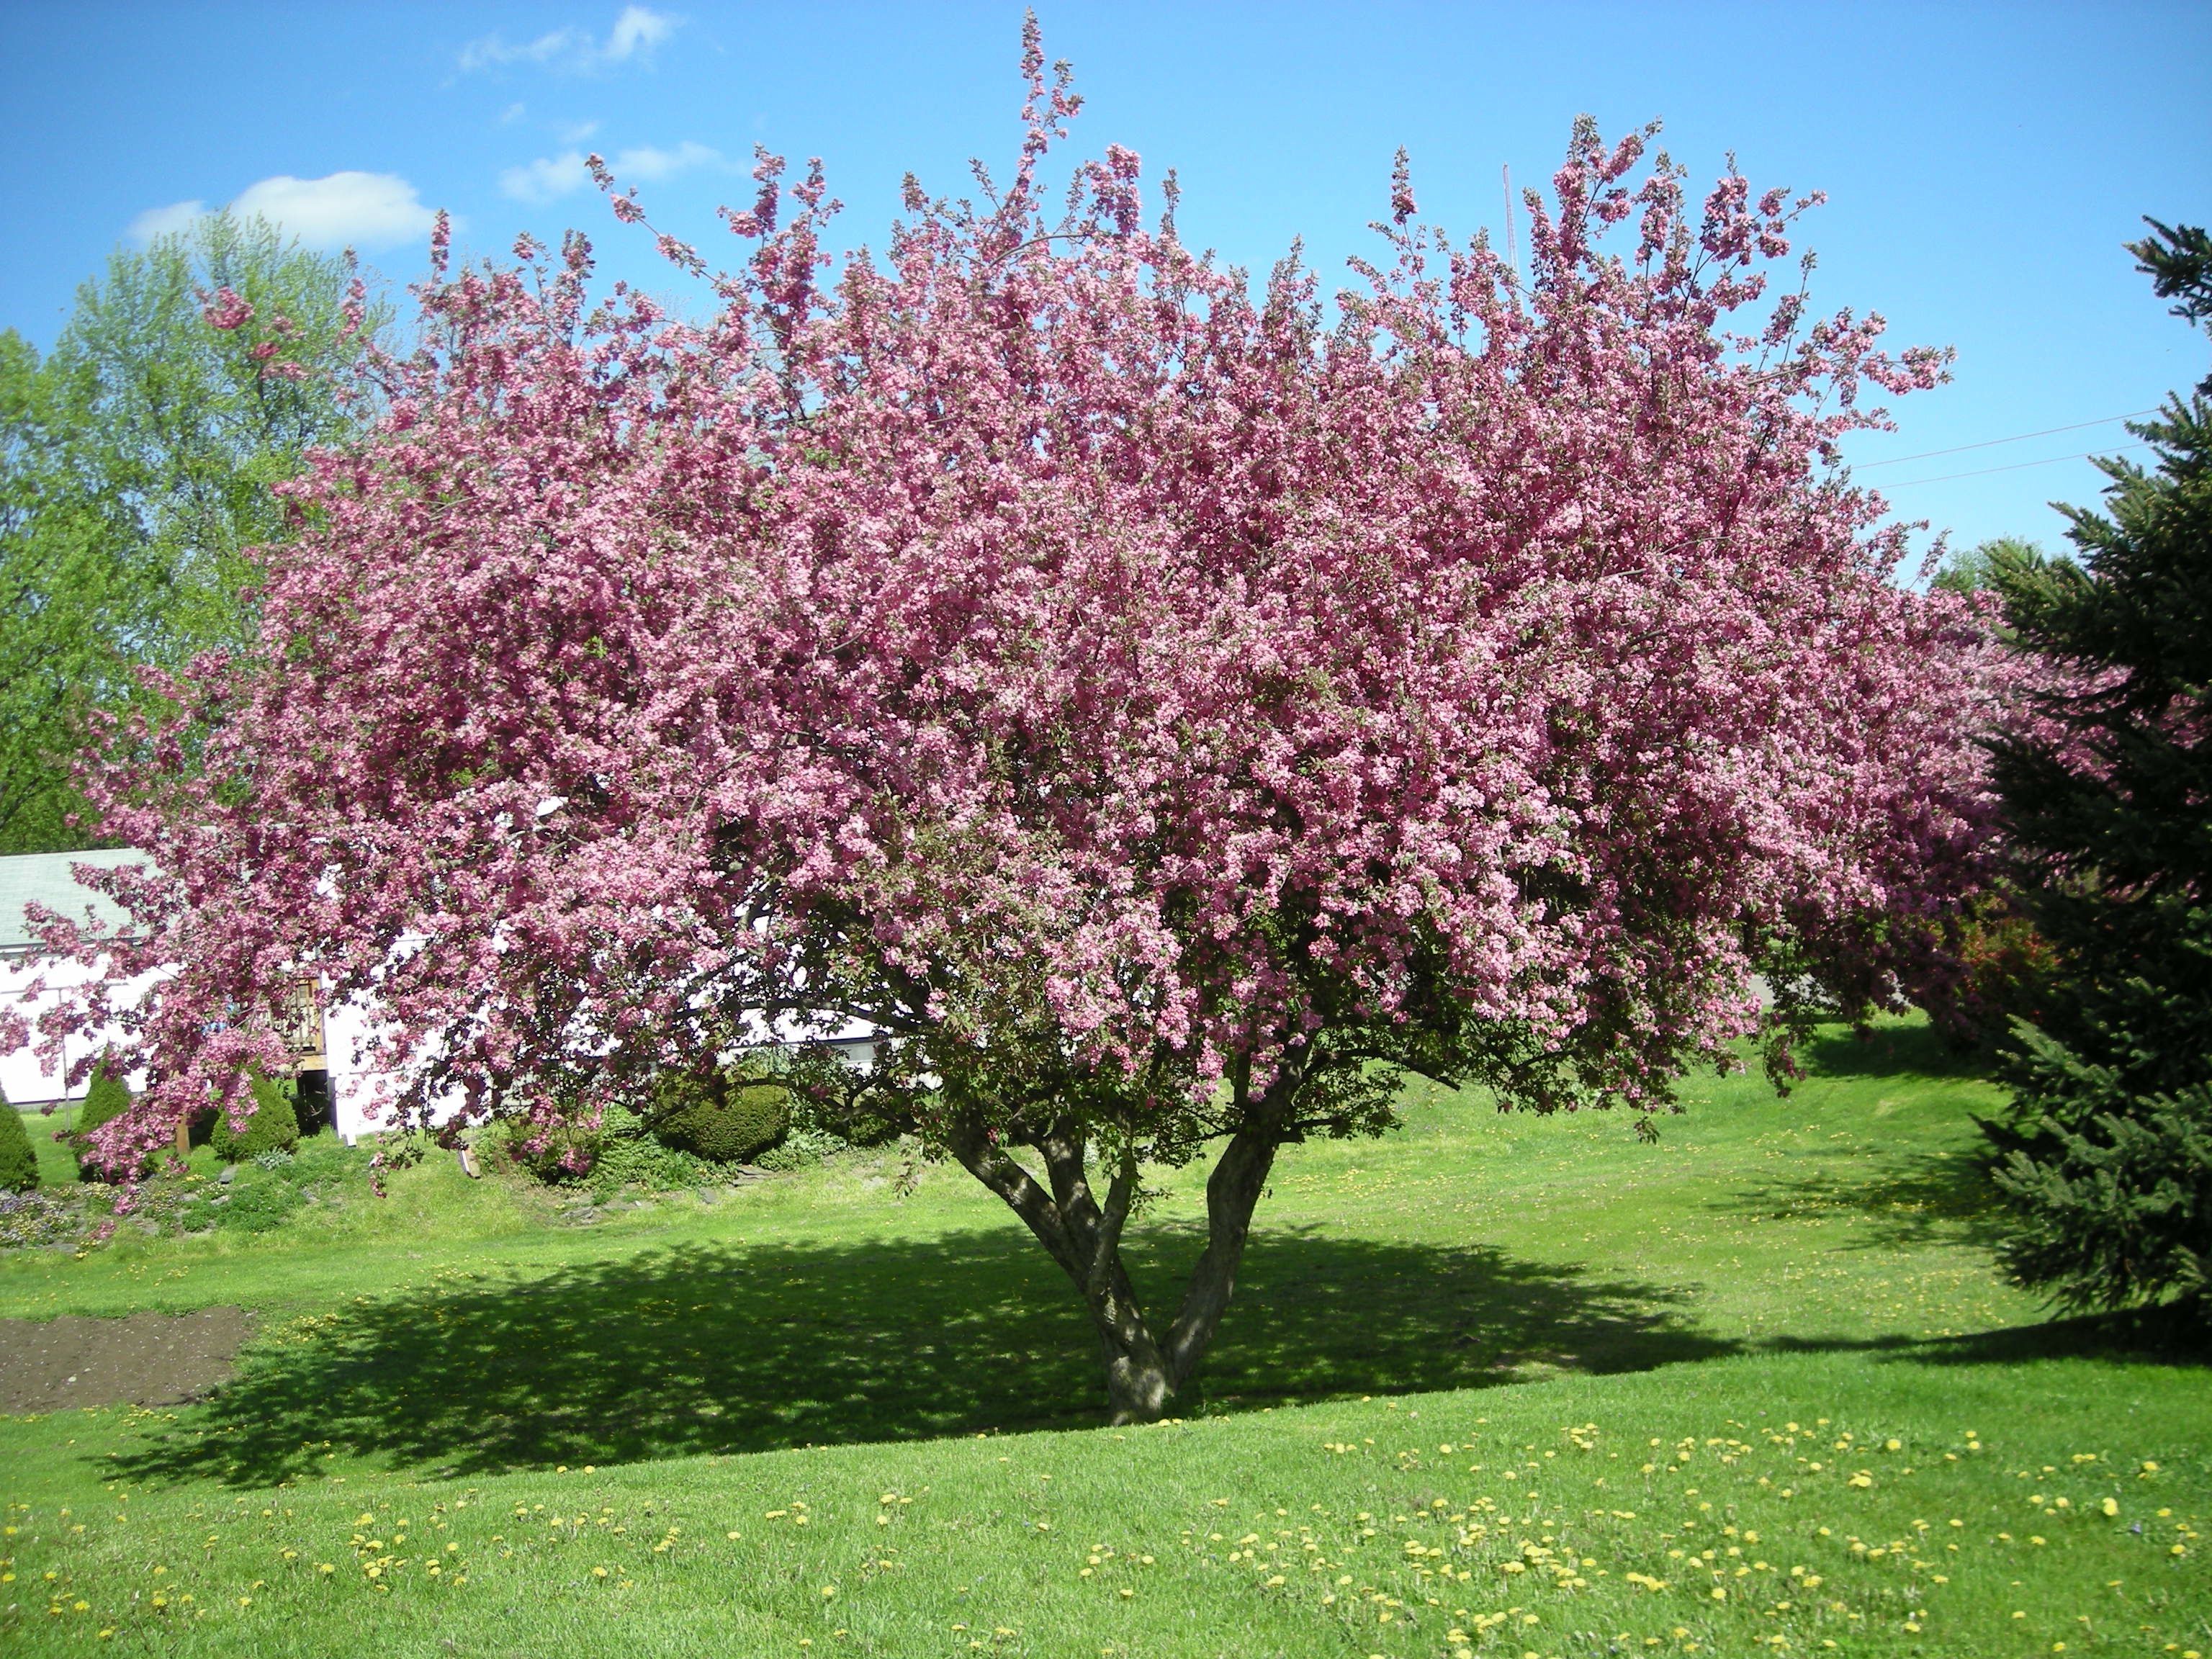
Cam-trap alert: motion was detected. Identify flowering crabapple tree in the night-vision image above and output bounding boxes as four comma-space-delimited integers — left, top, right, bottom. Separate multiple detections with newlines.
35, 29, 2009, 1421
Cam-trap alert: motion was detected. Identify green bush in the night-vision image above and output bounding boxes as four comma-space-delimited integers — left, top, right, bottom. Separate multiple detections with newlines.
213, 1168, 307, 1233
176, 1135, 365, 1236
483, 1097, 750, 1198
584, 1112, 718, 1199
210, 1074, 302, 1162
484, 1115, 600, 1184
755, 1125, 850, 1172
75, 1060, 139, 1182
649, 1066, 789, 1164
0, 1092, 38, 1192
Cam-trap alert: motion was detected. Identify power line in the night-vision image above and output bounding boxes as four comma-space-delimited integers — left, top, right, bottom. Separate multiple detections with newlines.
1856, 409, 2159, 469
1881, 443, 2154, 489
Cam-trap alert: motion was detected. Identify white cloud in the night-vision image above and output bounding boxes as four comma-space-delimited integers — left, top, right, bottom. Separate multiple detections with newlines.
127, 173, 442, 252
499, 140, 716, 204
459, 6, 679, 74
604, 5, 676, 60
230, 171, 442, 251
128, 199, 207, 243
459, 27, 581, 72
557, 119, 601, 144
614, 140, 716, 181
500, 153, 593, 204
500, 102, 528, 124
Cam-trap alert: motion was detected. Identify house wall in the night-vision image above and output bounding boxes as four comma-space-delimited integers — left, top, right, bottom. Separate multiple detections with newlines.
0, 954, 157, 1106
4, 950, 878, 1143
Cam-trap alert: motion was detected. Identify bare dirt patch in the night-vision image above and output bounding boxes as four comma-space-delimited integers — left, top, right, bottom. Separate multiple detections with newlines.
0, 1307, 256, 1413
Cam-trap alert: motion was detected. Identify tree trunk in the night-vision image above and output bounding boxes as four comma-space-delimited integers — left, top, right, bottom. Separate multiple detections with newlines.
944, 1097, 1288, 1424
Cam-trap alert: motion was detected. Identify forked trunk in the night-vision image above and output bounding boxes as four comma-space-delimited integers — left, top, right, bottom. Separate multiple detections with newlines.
945, 1105, 1284, 1424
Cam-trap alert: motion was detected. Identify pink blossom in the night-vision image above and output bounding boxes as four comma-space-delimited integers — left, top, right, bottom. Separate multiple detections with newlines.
201, 286, 253, 331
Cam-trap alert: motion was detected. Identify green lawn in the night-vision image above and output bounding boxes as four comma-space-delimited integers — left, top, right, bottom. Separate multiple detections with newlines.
1, 1021, 2206, 1657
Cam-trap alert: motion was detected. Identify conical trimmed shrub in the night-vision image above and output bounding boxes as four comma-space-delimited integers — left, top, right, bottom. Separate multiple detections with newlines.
210, 1074, 302, 1162
0, 1087, 39, 1192
76, 1058, 138, 1182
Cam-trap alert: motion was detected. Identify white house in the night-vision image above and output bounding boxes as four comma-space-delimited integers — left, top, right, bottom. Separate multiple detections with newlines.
0, 848, 454, 1143
3, 848, 876, 1144
1, 848, 150, 1112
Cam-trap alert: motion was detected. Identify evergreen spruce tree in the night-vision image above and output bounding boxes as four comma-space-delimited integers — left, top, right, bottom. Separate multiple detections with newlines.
1982, 220, 2212, 1312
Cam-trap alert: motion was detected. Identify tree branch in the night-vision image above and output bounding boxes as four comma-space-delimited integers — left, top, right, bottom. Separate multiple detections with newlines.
1163, 1118, 1281, 1388
943, 1107, 1085, 1282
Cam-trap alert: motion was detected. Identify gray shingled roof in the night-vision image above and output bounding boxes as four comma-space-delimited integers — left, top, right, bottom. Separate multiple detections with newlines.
0, 849, 147, 953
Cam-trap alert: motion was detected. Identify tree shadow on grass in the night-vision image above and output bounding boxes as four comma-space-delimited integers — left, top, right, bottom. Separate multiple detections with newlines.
112, 1226, 1731, 1488
1718, 1143, 2008, 1250
1768, 1300, 2211, 1369
1719, 1021, 2010, 1249
1799, 1020, 1995, 1084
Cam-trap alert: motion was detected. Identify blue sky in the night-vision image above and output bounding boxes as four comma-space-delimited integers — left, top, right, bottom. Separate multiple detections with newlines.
5, 1, 2208, 561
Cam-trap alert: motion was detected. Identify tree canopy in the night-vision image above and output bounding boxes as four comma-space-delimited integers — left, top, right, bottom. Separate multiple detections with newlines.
0, 212, 381, 853
35, 35, 2012, 1419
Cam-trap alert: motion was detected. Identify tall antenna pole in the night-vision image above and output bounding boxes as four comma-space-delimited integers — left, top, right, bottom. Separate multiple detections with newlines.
1502, 163, 1516, 277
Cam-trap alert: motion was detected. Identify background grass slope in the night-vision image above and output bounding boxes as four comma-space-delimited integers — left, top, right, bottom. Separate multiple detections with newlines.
1, 1020, 2205, 1657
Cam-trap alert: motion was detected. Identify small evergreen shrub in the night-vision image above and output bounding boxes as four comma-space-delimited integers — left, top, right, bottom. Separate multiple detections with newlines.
0, 1093, 39, 1192
210, 1074, 302, 1162
76, 1059, 140, 1182
649, 1066, 790, 1164
482, 1098, 747, 1197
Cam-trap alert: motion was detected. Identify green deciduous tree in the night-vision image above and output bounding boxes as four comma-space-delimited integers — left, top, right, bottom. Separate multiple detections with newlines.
0, 213, 383, 853
1982, 218, 2212, 1312
1933, 535, 2043, 597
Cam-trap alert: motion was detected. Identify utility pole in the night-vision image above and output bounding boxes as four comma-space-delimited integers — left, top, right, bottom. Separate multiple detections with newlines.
1503, 163, 1516, 277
